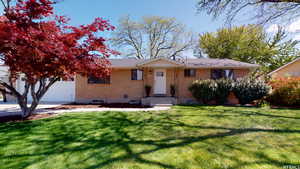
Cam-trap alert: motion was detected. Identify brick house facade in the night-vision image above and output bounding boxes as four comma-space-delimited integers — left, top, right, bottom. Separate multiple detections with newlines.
76, 58, 258, 105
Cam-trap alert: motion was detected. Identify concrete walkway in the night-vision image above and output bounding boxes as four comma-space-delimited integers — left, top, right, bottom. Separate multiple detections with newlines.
37, 107, 171, 115
0, 102, 171, 117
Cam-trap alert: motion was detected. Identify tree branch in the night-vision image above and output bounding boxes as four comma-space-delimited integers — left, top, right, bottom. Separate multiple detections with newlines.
197, 0, 300, 24
0, 79, 21, 97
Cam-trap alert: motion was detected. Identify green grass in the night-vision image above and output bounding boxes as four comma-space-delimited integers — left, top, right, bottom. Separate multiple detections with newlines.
0, 106, 300, 169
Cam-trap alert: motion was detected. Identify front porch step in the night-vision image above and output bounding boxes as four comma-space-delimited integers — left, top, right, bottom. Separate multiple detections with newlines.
153, 104, 173, 107
153, 94, 167, 97
141, 97, 177, 107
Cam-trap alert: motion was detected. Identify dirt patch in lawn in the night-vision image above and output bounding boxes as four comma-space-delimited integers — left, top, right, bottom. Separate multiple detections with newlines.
46, 103, 151, 110
0, 113, 57, 123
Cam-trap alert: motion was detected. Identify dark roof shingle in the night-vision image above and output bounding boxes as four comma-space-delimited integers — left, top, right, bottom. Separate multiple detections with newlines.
108, 58, 259, 68
109, 58, 141, 68
186, 58, 258, 68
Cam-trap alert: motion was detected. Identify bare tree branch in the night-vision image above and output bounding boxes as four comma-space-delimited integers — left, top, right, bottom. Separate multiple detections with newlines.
111, 16, 194, 59
0, 0, 11, 10
197, 0, 300, 24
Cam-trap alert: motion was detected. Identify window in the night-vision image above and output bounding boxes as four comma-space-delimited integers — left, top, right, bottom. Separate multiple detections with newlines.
48, 77, 74, 82
88, 76, 110, 84
131, 69, 143, 80
156, 72, 164, 77
184, 69, 196, 77
211, 69, 234, 80
64, 77, 74, 81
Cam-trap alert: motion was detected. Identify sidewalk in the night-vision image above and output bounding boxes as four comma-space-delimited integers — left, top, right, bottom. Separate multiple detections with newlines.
0, 103, 171, 117
0, 102, 64, 117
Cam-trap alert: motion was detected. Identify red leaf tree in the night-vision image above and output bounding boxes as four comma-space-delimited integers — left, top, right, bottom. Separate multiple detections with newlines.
0, 0, 116, 117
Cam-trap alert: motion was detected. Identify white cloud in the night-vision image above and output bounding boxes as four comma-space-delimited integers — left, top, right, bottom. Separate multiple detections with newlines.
293, 34, 300, 41
266, 24, 279, 33
266, 18, 300, 33
287, 19, 300, 33
266, 19, 300, 41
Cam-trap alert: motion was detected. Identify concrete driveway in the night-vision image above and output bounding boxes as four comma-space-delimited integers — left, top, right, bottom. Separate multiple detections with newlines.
0, 102, 64, 117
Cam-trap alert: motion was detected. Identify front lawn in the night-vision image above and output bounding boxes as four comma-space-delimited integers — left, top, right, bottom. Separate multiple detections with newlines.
0, 106, 300, 169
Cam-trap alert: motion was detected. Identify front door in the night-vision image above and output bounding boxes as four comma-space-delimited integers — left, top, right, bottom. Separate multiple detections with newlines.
154, 69, 166, 95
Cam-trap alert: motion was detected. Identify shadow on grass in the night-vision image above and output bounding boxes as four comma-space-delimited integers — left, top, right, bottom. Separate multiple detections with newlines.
0, 109, 299, 169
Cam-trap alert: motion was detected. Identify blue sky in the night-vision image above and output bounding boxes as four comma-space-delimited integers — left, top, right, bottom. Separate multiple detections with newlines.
1, 0, 299, 36
52, 0, 299, 56
52, 0, 233, 58
1, 0, 299, 47
54, 0, 226, 34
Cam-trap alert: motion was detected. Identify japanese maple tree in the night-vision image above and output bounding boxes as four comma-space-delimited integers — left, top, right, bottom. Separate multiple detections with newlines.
0, 0, 116, 117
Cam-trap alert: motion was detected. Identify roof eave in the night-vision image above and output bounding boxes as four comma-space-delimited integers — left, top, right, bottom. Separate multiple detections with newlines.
136, 57, 184, 67
185, 65, 259, 69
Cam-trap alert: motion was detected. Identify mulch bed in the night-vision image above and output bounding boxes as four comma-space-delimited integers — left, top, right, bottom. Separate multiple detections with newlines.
45, 103, 151, 110
0, 113, 57, 123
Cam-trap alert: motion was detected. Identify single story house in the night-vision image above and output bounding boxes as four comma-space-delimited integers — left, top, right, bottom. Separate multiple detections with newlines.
75, 58, 258, 105
269, 57, 300, 78
1, 58, 258, 105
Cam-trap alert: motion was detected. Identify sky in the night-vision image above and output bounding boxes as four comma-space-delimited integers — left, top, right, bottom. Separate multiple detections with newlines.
53, 0, 225, 34
53, 0, 300, 40
0, 0, 299, 48
0, 0, 299, 36
267, 20, 300, 40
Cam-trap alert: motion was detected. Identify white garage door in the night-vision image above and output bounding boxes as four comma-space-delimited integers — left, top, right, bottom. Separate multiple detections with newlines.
17, 79, 75, 102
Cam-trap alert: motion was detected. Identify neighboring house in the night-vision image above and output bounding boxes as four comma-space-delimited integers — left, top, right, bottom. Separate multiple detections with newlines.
0, 65, 8, 102
0, 65, 8, 82
76, 58, 258, 105
269, 57, 300, 78
0, 65, 15, 102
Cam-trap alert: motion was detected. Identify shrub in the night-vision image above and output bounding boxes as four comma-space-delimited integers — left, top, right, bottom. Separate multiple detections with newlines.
215, 79, 233, 105
232, 77, 270, 105
267, 77, 300, 106
145, 85, 151, 97
189, 77, 269, 105
170, 84, 176, 97
189, 79, 217, 104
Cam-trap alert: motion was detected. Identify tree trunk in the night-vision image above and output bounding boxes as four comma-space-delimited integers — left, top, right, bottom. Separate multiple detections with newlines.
20, 78, 58, 118
17, 93, 42, 118
17, 96, 31, 118
1, 77, 59, 119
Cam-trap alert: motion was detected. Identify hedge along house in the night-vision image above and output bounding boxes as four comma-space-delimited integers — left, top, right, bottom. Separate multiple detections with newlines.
75, 57, 259, 106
